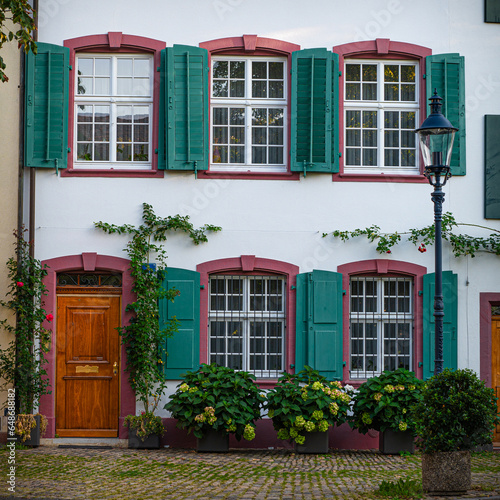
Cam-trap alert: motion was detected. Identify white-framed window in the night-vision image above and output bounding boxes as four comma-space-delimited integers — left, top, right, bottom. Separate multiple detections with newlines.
74, 54, 153, 169
208, 275, 286, 377
350, 276, 413, 379
211, 57, 287, 173
344, 60, 419, 174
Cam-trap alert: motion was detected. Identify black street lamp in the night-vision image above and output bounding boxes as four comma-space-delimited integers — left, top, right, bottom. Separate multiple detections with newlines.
416, 90, 458, 376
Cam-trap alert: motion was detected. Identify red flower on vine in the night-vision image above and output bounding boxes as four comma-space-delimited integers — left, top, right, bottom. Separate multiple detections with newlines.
418, 244, 427, 253
46, 313, 54, 322
17, 281, 24, 287
386, 250, 391, 254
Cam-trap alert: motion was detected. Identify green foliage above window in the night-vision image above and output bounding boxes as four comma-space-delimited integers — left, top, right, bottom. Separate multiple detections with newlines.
323, 212, 500, 257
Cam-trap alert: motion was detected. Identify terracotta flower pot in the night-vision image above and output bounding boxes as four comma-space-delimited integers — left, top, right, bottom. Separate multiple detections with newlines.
421, 451, 471, 495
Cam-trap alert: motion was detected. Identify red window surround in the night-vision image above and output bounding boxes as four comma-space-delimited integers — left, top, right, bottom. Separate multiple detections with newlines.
480, 293, 500, 388
39, 253, 135, 439
199, 35, 301, 181
332, 39, 432, 183
337, 259, 427, 385
63, 32, 166, 178
197, 255, 299, 387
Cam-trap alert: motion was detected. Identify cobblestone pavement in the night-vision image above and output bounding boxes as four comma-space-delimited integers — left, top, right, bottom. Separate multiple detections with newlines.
0, 446, 499, 500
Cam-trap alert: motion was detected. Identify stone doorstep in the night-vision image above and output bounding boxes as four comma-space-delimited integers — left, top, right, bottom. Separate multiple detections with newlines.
41, 437, 128, 448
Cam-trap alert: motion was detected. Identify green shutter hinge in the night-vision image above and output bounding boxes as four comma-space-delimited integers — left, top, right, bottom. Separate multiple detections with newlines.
418, 362, 423, 367
200, 285, 205, 289
69, 65, 72, 70
423, 74, 426, 79
291, 285, 296, 290
157, 67, 160, 72
338, 152, 342, 157
290, 364, 295, 369
342, 290, 346, 295
155, 148, 158, 154
342, 361, 347, 367
194, 160, 198, 179
338, 71, 342, 77
67, 147, 71, 153
418, 290, 423, 296
54, 158, 59, 176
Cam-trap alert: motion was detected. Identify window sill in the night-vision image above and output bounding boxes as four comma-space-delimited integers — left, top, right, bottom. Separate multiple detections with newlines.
61, 169, 164, 178
333, 172, 428, 183
199, 170, 300, 180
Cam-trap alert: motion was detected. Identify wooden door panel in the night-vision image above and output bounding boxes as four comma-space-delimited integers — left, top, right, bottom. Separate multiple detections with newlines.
57, 295, 120, 437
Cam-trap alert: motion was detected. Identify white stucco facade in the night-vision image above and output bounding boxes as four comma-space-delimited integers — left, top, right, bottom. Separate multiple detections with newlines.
24, 0, 500, 445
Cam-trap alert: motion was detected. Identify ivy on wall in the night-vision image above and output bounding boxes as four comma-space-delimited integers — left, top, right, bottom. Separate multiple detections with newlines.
323, 212, 500, 257
95, 203, 221, 413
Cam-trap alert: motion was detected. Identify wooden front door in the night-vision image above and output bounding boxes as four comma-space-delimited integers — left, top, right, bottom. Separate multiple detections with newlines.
56, 295, 121, 437
493, 316, 500, 444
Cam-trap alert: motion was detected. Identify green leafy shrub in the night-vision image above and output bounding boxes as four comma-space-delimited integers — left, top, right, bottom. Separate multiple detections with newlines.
164, 363, 265, 441
412, 368, 499, 453
265, 366, 353, 445
0, 229, 52, 416
350, 368, 423, 435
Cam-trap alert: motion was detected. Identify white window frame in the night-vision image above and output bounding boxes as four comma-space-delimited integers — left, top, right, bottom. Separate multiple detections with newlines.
208, 275, 286, 378
210, 56, 288, 173
349, 276, 414, 379
344, 59, 419, 175
74, 53, 154, 170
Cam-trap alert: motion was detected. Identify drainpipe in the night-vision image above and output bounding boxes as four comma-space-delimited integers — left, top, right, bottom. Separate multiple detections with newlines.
15, 0, 39, 415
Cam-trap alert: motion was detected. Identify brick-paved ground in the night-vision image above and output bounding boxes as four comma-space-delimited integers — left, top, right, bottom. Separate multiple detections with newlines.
0, 446, 499, 499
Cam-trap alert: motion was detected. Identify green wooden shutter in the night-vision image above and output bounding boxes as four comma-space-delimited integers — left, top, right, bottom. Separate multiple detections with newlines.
159, 268, 200, 379
159, 45, 208, 173
422, 271, 458, 379
291, 49, 339, 175
485, 115, 500, 219
426, 53, 466, 176
485, 0, 500, 22
295, 270, 343, 380
25, 42, 69, 171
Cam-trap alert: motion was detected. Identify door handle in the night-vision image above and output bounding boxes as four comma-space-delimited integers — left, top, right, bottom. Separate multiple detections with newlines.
113, 362, 118, 376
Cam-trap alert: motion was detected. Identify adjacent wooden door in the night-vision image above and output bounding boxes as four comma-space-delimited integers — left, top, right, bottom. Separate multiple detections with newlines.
493, 316, 500, 444
56, 295, 121, 437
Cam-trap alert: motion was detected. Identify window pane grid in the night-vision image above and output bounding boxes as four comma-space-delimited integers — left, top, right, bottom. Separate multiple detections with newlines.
211, 57, 286, 171
344, 60, 419, 173
349, 277, 413, 379
209, 275, 285, 378
75, 54, 153, 168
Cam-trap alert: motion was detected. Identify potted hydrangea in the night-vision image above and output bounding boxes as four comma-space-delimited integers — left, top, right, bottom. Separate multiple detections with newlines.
265, 366, 353, 453
350, 368, 423, 454
412, 368, 499, 495
164, 363, 265, 452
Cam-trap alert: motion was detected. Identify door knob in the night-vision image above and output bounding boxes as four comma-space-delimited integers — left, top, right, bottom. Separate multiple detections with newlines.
113, 361, 118, 376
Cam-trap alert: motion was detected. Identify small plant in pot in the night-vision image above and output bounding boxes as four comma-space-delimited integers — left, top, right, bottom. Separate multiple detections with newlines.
265, 366, 353, 453
350, 368, 423, 454
412, 368, 499, 495
0, 229, 52, 446
165, 363, 265, 452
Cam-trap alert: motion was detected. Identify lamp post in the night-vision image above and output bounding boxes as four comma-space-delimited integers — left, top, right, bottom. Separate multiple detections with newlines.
416, 90, 458, 376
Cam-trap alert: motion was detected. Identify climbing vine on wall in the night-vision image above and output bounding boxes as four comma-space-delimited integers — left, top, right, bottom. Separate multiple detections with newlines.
95, 203, 221, 414
323, 212, 500, 257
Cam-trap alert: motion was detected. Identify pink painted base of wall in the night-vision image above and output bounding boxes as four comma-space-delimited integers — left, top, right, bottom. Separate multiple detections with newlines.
159, 419, 379, 450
